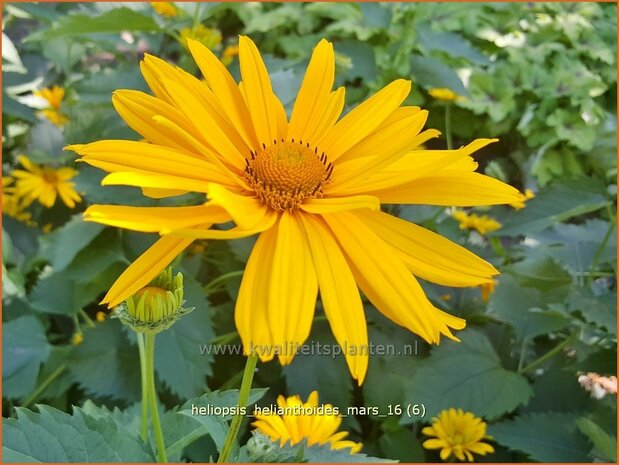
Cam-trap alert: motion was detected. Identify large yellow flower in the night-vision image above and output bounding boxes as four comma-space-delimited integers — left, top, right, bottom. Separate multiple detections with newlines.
11, 155, 81, 208
253, 391, 361, 454
67, 37, 523, 383
422, 408, 494, 462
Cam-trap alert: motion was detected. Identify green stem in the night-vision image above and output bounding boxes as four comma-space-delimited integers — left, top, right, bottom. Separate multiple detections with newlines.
137, 333, 149, 442
145, 334, 168, 463
218, 354, 258, 463
203, 270, 244, 295
516, 337, 528, 373
445, 103, 453, 150
21, 364, 67, 409
519, 333, 577, 374
587, 221, 615, 287
78, 309, 96, 328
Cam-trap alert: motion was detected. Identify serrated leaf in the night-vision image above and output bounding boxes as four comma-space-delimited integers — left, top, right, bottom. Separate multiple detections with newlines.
29, 272, 105, 316
27, 7, 159, 41
490, 412, 592, 462
401, 329, 532, 422
39, 214, 105, 271
577, 417, 617, 462
2, 316, 51, 399
69, 320, 141, 402
506, 255, 572, 291
2, 405, 153, 462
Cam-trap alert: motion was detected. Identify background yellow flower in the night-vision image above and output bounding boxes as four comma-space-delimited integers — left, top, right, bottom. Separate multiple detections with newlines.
422, 408, 494, 461
34, 86, 68, 126
11, 155, 81, 209
253, 391, 362, 453
452, 210, 502, 235
150, 2, 177, 17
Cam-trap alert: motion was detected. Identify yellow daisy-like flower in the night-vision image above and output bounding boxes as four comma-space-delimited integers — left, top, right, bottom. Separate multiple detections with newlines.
11, 155, 82, 209
509, 188, 535, 209
34, 86, 69, 126
179, 24, 222, 51
422, 408, 494, 462
151, 2, 178, 17
428, 87, 465, 103
253, 391, 361, 454
67, 37, 523, 383
452, 210, 502, 235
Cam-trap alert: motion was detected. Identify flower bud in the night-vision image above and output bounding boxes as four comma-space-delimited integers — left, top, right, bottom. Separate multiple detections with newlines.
112, 268, 193, 334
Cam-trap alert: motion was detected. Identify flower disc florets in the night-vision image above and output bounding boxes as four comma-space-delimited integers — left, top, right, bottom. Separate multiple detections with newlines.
244, 139, 333, 210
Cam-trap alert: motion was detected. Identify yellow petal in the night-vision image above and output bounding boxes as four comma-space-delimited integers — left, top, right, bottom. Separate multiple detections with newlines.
324, 211, 466, 344
111, 90, 201, 153
356, 210, 498, 287
301, 214, 368, 384
83, 203, 230, 233
141, 187, 189, 199
101, 171, 220, 193
207, 183, 270, 230
268, 211, 318, 365
236, 227, 277, 361
103, 235, 194, 307
319, 79, 411, 161
288, 39, 335, 143
188, 38, 260, 152
300, 195, 380, 214
239, 35, 279, 146
308, 87, 346, 146
375, 170, 524, 206
167, 209, 278, 239
329, 110, 429, 192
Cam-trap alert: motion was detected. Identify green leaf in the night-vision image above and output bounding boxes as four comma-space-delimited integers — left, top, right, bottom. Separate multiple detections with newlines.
155, 274, 214, 399
243, 432, 394, 463
2, 91, 36, 123
490, 412, 592, 462
69, 320, 141, 402
416, 24, 490, 65
335, 40, 378, 83
488, 276, 571, 340
27, 7, 160, 41
496, 178, 610, 236
401, 329, 532, 422
410, 55, 468, 96
2, 405, 153, 462
379, 426, 425, 462
568, 287, 616, 335
175, 389, 268, 455
39, 214, 105, 271
506, 255, 572, 292
577, 417, 617, 462
29, 272, 106, 316
359, 3, 392, 29
3, 316, 51, 399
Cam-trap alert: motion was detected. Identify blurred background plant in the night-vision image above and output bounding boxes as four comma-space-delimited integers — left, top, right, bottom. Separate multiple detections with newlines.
2, 2, 616, 463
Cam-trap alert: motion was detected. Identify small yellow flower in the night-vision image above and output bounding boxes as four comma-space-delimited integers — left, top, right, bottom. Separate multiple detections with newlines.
480, 279, 497, 302
179, 25, 221, 51
509, 188, 535, 209
11, 155, 81, 209
253, 391, 362, 454
221, 44, 239, 66
452, 210, 501, 235
429, 87, 465, 102
150, 2, 178, 17
34, 86, 68, 126
96, 311, 107, 322
71, 332, 84, 345
422, 408, 494, 462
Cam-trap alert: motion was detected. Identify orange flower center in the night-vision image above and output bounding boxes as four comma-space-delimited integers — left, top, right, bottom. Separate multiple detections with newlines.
42, 169, 59, 184
244, 140, 333, 210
